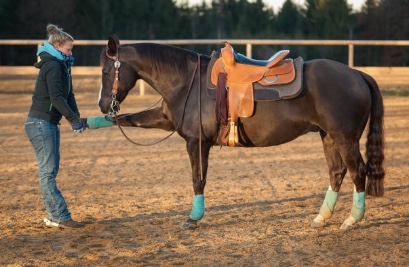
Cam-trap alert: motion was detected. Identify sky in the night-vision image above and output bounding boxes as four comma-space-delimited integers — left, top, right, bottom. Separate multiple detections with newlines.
178, 0, 366, 12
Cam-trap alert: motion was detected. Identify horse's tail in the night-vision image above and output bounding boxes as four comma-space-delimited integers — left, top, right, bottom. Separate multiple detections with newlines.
358, 70, 385, 197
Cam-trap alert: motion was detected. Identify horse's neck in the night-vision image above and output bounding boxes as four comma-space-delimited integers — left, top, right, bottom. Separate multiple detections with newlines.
138, 72, 177, 100
137, 64, 192, 102
132, 45, 200, 101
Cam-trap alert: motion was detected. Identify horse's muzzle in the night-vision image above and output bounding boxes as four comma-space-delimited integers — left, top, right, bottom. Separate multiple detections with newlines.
98, 99, 112, 115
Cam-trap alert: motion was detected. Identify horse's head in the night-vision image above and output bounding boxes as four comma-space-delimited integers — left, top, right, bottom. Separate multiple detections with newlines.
99, 35, 138, 114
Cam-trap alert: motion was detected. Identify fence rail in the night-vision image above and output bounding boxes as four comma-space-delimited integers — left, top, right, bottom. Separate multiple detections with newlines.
1, 39, 408, 89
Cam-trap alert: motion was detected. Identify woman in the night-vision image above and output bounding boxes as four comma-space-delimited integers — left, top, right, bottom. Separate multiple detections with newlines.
24, 24, 86, 229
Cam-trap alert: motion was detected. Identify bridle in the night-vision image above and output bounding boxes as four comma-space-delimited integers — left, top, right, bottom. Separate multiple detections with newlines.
105, 49, 121, 115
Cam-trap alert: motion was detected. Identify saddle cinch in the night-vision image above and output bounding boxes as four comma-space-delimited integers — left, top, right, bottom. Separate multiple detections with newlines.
208, 41, 304, 147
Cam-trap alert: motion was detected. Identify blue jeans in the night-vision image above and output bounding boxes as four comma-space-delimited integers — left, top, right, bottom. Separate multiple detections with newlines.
24, 117, 71, 222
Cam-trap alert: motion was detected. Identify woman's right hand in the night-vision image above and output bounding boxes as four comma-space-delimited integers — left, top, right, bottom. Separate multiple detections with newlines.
71, 120, 87, 133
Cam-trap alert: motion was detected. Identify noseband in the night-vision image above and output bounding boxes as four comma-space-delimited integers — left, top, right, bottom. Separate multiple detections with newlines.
105, 49, 121, 115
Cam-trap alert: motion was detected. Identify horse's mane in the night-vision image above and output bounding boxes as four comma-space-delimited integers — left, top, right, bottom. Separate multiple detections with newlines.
129, 43, 205, 79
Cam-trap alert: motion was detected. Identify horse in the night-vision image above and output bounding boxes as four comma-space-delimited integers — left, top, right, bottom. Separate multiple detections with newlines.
98, 35, 385, 230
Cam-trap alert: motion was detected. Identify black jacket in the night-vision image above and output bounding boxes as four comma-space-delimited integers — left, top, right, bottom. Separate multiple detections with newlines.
28, 52, 80, 124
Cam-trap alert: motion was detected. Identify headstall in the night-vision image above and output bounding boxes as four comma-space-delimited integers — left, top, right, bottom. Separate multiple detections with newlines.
105, 48, 121, 115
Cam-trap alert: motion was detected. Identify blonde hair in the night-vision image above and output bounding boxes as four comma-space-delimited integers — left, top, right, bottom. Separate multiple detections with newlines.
46, 24, 74, 46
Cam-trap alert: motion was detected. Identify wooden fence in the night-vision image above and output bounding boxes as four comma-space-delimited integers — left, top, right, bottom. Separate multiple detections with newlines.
1, 39, 409, 90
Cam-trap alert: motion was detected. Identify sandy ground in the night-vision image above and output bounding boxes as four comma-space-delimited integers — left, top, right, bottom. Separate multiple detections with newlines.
0, 77, 408, 266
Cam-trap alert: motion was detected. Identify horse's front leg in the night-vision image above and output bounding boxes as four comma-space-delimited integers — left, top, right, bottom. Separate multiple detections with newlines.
115, 107, 175, 131
86, 106, 175, 131
181, 138, 212, 230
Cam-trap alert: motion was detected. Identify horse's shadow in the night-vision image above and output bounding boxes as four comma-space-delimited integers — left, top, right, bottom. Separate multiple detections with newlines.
92, 184, 409, 229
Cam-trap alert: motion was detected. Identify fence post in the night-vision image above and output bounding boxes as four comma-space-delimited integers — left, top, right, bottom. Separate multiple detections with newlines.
246, 43, 252, 58
348, 43, 354, 67
37, 43, 41, 62
139, 80, 145, 96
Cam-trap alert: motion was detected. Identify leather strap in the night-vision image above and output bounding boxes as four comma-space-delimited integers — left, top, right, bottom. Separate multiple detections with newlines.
105, 48, 120, 96
216, 72, 228, 126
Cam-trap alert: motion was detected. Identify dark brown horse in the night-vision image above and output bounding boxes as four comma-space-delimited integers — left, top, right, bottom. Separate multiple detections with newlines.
98, 36, 384, 230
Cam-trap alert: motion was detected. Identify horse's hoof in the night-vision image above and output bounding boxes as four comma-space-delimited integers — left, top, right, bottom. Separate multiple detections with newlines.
181, 220, 197, 230
311, 214, 326, 228
340, 223, 355, 230
340, 216, 357, 230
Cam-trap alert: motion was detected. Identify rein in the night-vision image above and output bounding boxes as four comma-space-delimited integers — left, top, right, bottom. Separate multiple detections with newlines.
105, 48, 202, 148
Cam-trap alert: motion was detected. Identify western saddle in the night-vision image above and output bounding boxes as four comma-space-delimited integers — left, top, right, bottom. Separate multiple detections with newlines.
210, 41, 297, 147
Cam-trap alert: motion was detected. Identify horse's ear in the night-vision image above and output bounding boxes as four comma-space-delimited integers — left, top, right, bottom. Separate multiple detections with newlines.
107, 35, 120, 56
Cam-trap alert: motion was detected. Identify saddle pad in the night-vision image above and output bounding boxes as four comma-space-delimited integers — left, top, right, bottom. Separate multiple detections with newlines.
207, 54, 304, 101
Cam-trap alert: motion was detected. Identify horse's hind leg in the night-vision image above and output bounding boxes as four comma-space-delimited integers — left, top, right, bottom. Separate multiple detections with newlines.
337, 140, 367, 230
312, 131, 347, 227
181, 138, 212, 230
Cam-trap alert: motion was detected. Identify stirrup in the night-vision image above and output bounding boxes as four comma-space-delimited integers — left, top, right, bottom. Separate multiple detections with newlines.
228, 121, 238, 146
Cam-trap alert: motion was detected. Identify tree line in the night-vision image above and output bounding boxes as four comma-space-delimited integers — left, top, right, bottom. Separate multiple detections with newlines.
0, 0, 408, 66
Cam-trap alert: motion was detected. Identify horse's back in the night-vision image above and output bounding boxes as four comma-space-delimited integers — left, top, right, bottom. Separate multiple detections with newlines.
238, 59, 372, 146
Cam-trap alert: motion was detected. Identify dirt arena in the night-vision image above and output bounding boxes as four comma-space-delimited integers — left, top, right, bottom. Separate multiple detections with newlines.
1, 77, 408, 266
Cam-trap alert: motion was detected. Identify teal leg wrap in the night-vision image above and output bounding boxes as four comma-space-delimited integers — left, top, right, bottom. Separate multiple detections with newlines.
319, 189, 339, 220
351, 191, 366, 221
189, 195, 205, 221
86, 116, 114, 129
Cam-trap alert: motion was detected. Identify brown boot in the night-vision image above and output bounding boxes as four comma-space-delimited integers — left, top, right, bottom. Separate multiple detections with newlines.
59, 219, 85, 229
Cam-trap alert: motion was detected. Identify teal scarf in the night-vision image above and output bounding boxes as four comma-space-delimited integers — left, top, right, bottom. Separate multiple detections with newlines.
37, 41, 75, 69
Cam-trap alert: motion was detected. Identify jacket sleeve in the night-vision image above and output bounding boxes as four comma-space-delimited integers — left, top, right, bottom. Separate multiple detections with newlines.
67, 75, 80, 118
44, 61, 80, 124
